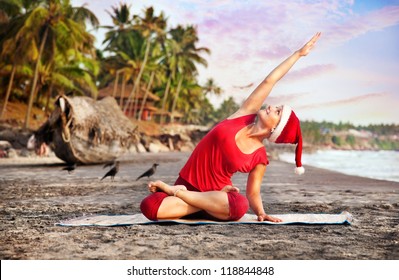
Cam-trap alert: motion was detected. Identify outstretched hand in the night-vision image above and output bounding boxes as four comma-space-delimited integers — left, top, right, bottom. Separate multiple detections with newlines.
298, 32, 321, 56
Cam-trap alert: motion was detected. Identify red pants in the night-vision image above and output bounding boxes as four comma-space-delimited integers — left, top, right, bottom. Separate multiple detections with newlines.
140, 176, 249, 221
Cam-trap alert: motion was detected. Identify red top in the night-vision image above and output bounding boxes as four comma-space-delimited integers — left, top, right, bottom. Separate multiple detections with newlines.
179, 114, 268, 192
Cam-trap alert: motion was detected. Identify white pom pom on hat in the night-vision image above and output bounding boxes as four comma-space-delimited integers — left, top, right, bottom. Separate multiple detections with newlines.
269, 105, 305, 175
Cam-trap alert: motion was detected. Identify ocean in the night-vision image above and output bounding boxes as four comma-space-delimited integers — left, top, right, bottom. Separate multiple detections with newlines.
278, 150, 399, 183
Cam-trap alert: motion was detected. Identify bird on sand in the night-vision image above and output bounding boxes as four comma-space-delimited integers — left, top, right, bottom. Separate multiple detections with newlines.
101, 161, 120, 181
136, 163, 159, 181
62, 163, 76, 174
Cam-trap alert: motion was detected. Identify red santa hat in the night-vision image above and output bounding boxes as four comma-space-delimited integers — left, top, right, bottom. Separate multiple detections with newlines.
268, 105, 305, 175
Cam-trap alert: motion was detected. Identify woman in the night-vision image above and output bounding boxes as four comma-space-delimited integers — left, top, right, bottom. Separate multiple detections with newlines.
141, 32, 321, 223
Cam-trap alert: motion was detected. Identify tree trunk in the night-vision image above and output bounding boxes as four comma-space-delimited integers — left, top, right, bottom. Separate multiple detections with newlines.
120, 72, 126, 108
170, 75, 183, 123
123, 40, 151, 114
45, 82, 54, 114
129, 81, 140, 119
138, 71, 155, 121
0, 63, 16, 119
24, 25, 49, 129
133, 80, 140, 120
160, 76, 171, 124
112, 70, 120, 97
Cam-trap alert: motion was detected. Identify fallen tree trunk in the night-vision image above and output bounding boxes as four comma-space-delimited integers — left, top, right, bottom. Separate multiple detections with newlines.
32, 95, 139, 164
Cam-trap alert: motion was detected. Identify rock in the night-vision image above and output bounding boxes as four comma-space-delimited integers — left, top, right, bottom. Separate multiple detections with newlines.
0, 129, 16, 141
128, 145, 138, 154
0, 140, 12, 150
136, 143, 147, 153
149, 140, 170, 153
159, 134, 183, 151
188, 129, 208, 145
19, 149, 32, 157
0, 128, 32, 149
180, 142, 195, 152
140, 134, 152, 150
0, 149, 7, 158
6, 148, 18, 158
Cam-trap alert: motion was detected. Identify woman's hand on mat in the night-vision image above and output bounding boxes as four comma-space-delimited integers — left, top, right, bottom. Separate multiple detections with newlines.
258, 213, 282, 223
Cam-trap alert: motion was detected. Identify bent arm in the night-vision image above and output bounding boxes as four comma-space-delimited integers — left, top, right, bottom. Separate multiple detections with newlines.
246, 164, 282, 222
232, 32, 321, 117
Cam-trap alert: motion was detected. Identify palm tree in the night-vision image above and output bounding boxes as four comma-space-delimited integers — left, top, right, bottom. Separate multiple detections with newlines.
104, 29, 146, 113
123, 6, 166, 118
215, 97, 239, 121
0, 0, 44, 119
21, 0, 98, 129
137, 40, 163, 120
103, 3, 132, 50
203, 78, 222, 97
168, 25, 210, 123
158, 38, 175, 124
44, 49, 99, 105
178, 81, 210, 124
101, 3, 133, 105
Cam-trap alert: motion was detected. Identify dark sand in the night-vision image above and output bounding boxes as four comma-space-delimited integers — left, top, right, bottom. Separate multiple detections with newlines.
0, 152, 398, 260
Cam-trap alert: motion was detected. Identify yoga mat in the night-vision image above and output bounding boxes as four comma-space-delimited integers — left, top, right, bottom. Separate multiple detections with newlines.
56, 211, 353, 227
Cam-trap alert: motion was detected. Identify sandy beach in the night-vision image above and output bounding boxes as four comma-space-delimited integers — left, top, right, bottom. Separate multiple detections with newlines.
0, 151, 398, 260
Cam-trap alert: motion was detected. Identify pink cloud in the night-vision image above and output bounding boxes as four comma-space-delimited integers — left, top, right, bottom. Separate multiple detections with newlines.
324, 6, 399, 46
296, 92, 399, 124
285, 64, 336, 81
266, 92, 311, 106
256, 45, 292, 60
297, 92, 390, 110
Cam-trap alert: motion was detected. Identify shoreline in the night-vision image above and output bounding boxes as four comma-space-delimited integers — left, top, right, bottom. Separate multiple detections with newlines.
0, 151, 398, 260
2, 149, 398, 184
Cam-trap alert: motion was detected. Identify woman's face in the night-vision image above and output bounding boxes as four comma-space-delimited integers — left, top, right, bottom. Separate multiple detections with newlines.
258, 105, 283, 130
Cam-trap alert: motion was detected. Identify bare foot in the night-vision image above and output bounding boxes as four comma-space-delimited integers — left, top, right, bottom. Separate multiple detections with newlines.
221, 185, 240, 193
148, 180, 187, 196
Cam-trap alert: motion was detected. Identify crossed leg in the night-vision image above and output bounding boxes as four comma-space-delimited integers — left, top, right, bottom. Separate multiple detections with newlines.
148, 180, 240, 220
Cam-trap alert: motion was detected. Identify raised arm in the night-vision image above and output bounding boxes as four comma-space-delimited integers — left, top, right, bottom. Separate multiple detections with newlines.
232, 32, 321, 117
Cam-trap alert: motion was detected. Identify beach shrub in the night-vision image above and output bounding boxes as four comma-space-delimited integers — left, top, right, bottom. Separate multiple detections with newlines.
331, 135, 342, 146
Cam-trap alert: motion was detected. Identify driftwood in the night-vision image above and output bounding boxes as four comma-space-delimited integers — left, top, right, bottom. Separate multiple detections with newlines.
33, 95, 139, 164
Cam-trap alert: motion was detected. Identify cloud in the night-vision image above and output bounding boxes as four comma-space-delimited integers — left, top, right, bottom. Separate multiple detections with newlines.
323, 5, 399, 46
298, 92, 390, 109
285, 64, 336, 81
266, 92, 311, 106
295, 92, 399, 124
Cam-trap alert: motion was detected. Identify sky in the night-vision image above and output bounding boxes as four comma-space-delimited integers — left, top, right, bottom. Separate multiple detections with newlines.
72, 0, 399, 125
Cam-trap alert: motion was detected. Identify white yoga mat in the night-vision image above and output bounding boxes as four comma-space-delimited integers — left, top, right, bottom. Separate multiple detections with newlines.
56, 211, 353, 226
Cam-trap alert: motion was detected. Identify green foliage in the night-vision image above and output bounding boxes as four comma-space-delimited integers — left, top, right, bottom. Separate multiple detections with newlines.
359, 123, 399, 136
372, 138, 399, 150
0, 0, 100, 127
214, 97, 239, 121
301, 120, 399, 150
345, 134, 356, 147
331, 135, 342, 146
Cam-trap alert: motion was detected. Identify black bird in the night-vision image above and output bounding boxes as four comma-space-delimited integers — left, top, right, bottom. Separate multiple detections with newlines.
101, 161, 120, 181
62, 163, 76, 174
136, 163, 159, 181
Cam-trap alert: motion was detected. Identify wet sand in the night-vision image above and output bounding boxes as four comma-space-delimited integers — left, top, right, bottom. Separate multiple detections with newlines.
0, 152, 398, 260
